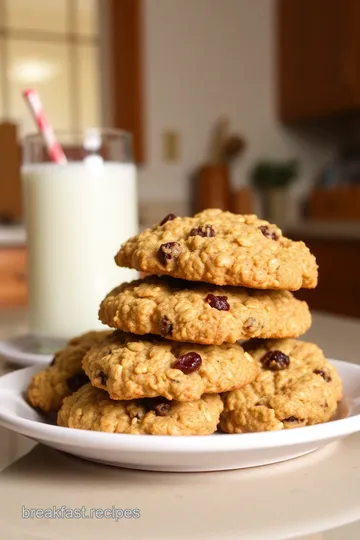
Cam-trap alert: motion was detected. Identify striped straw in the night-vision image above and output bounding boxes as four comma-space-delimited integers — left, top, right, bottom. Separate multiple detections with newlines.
23, 88, 67, 164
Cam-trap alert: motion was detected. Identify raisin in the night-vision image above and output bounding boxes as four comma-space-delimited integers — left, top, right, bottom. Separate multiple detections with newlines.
158, 242, 181, 265
154, 401, 171, 416
98, 370, 108, 386
314, 369, 332, 382
283, 416, 301, 423
66, 373, 89, 393
259, 225, 279, 240
173, 352, 202, 374
140, 397, 171, 416
190, 225, 215, 237
160, 316, 173, 337
160, 213, 176, 226
261, 350, 290, 371
205, 293, 230, 311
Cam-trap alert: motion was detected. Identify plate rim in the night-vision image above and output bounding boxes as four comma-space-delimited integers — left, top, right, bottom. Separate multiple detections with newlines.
0, 359, 359, 453
0, 334, 53, 365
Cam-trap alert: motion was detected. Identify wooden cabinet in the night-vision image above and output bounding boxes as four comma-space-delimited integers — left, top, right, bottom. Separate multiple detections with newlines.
290, 236, 360, 318
0, 123, 22, 223
0, 248, 27, 306
108, 0, 145, 163
277, 0, 360, 122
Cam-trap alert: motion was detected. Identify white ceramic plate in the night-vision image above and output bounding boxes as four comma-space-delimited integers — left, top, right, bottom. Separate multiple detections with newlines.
0, 334, 67, 367
0, 360, 359, 472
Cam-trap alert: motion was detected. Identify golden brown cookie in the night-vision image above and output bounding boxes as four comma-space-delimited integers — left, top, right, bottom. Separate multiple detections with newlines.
115, 209, 318, 290
27, 330, 111, 413
58, 384, 223, 436
220, 339, 342, 433
67, 331, 109, 347
82, 330, 259, 402
99, 276, 311, 345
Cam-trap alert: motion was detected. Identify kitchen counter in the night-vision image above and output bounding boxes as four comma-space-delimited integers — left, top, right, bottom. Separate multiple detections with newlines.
0, 309, 360, 539
0, 225, 26, 247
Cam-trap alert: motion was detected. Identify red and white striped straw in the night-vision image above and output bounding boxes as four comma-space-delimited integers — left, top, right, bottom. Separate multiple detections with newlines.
23, 88, 67, 164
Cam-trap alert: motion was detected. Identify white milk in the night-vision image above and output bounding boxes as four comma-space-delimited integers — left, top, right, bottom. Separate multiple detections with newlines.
22, 162, 138, 338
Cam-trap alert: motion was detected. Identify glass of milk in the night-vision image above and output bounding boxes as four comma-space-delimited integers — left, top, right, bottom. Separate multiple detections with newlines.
22, 129, 138, 340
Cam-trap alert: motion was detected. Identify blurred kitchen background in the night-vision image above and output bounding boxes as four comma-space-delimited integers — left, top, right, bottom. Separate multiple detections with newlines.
1, 0, 360, 318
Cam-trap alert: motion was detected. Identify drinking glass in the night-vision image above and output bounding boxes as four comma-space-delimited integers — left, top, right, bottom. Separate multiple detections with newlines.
22, 128, 138, 342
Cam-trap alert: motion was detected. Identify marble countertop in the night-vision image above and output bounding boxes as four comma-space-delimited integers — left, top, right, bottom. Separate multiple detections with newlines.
0, 309, 360, 539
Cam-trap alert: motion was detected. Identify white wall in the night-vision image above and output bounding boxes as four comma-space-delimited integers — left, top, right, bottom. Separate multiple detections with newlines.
138, 0, 341, 213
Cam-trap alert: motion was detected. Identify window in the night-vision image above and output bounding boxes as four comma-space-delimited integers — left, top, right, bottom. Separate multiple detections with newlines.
0, 0, 101, 135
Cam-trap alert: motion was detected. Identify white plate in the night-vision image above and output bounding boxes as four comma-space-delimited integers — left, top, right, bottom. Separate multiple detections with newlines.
0, 359, 359, 472
0, 334, 67, 367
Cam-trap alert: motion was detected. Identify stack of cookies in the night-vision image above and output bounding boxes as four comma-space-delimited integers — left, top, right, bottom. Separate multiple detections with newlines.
27, 331, 111, 413
28, 209, 342, 435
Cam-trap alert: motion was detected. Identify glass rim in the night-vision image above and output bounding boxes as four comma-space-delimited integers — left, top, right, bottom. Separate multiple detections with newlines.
23, 128, 132, 143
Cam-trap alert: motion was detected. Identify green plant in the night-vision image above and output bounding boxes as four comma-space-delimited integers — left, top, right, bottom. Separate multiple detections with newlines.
250, 159, 299, 190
